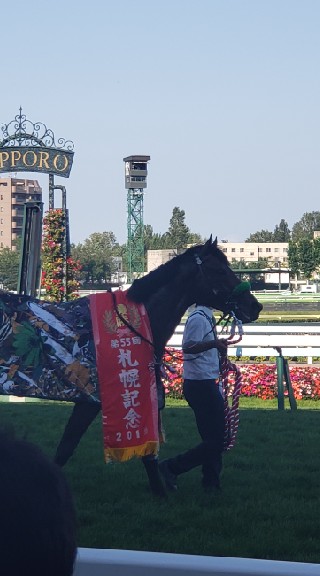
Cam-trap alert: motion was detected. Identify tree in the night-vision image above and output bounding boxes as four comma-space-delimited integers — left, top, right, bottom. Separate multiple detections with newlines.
166, 207, 190, 252
291, 211, 320, 242
288, 239, 319, 288
72, 231, 118, 285
245, 230, 274, 242
287, 241, 300, 290
143, 225, 168, 251
273, 219, 291, 242
231, 260, 269, 270
231, 258, 269, 275
298, 239, 315, 279
288, 242, 300, 276
230, 259, 268, 287
313, 237, 320, 274
187, 232, 204, 245
0, 247, 20, 291
112, 242, 128, 273
143, 224, 154, 252
230, 260, 249, 270
252, 258, 271, 269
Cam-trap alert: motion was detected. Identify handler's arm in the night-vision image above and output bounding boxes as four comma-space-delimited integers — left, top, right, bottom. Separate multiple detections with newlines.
183, 339, 228, 355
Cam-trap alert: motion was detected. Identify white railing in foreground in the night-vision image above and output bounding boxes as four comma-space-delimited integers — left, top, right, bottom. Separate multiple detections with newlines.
167, 324, 320, 363
74, 548, 320, 576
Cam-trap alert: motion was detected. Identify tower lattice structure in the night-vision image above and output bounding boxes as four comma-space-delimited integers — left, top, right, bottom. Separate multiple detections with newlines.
124, 155, 150, 284
127, 188, 144, 283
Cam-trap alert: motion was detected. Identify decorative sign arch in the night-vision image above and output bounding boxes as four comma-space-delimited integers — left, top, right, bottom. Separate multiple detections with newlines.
0, 108, 75, 297
0, 108, 74, 177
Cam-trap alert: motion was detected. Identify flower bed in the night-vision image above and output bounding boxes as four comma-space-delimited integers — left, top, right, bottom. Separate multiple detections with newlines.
163, 349, 320, 400
41, 209, 81, 301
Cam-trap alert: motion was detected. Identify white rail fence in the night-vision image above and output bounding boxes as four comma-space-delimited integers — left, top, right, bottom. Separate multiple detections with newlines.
4, 325, 320, 405
167, 324, 320, 363
74, 548, 320, 576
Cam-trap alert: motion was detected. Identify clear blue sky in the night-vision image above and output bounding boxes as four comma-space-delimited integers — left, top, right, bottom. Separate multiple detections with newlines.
1, 0, 320, 245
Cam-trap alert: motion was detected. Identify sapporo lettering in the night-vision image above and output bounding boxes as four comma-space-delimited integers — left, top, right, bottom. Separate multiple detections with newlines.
0, 146, 73, 178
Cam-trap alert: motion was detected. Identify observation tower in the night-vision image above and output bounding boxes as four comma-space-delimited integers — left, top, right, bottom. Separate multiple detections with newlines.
123, 155, 150, 283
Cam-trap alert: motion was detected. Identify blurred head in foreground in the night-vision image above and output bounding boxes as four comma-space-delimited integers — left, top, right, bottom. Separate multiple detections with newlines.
0, 430, 77, 576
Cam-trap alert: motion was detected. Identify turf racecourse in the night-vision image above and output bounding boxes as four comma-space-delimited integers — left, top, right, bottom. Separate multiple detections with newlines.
1, 397, 320, 563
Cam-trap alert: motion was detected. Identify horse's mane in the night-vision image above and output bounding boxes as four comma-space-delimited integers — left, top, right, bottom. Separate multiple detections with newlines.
127, 241, 228, 303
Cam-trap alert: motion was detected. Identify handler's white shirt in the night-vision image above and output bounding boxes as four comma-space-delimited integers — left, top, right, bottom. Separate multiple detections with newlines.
182, 306, 220, 380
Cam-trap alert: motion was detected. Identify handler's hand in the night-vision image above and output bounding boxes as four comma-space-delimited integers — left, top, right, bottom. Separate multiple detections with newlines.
215, 339, 228, 353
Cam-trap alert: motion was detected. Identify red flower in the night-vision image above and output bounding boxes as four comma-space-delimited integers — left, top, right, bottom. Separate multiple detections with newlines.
162, 349, 320, 401
41, 209, 81, 301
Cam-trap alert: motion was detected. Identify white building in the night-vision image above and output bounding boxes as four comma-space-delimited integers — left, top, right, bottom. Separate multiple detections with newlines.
264, 269, 290, 285
147, 249, 177, 273
147, 243, 289, 273
218, 242, 288, 264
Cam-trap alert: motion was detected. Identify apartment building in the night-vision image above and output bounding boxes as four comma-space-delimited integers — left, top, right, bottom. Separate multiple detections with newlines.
218, 242, 288, 265
147, 242, 288, 274
0, 177, 42, 249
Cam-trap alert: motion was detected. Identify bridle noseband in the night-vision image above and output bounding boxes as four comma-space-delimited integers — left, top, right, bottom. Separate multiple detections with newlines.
225, 280, 252, 316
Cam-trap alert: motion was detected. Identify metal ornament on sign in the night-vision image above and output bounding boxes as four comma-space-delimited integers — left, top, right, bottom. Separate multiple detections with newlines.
0, 107, 74, 151
0, 108, 74, 178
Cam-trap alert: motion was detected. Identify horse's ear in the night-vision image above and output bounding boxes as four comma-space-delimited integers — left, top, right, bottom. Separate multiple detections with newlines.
205, 235, 217, 247
200, 235, 214, 257
206, 236, 217, 249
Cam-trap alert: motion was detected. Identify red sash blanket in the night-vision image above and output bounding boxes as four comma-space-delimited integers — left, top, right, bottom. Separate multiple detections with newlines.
89, 291, 159, 463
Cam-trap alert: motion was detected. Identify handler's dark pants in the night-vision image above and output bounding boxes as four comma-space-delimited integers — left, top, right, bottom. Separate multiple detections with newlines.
167, 379, 225, 488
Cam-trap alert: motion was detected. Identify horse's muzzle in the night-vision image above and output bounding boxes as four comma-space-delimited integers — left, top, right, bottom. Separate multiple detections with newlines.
233, 299, 263, 324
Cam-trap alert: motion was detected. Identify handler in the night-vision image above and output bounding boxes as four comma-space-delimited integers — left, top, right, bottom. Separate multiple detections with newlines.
159, 303, 228, 492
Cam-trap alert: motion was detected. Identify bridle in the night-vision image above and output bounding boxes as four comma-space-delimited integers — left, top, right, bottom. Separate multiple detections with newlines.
194, 252, 251, 323
110, 255, 249, 452
110, 256, 251, 363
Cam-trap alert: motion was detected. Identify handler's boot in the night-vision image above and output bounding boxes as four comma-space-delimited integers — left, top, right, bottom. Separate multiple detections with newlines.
142, 455, 167, 498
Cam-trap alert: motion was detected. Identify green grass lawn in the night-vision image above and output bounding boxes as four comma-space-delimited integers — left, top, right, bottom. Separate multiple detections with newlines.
1, 398, 320, 563
255, 311, 320, 322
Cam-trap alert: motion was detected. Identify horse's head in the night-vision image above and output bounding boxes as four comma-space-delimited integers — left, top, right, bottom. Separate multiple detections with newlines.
191, 236, 262, 323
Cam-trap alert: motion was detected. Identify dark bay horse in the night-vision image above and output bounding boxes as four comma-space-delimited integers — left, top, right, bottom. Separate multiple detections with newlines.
0, 237, 262, 495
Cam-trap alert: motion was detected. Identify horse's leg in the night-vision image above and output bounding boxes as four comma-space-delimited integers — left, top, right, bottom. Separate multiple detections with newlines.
54, 401, 101, 466
141, 408, 166, 498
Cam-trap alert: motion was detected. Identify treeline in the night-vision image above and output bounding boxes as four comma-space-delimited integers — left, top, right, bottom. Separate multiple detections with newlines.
0, 207, 202, 289
0, 208, 320, 290
71, 207, 204, 285
246, 212, 320, 280
245, 212, 320, 243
